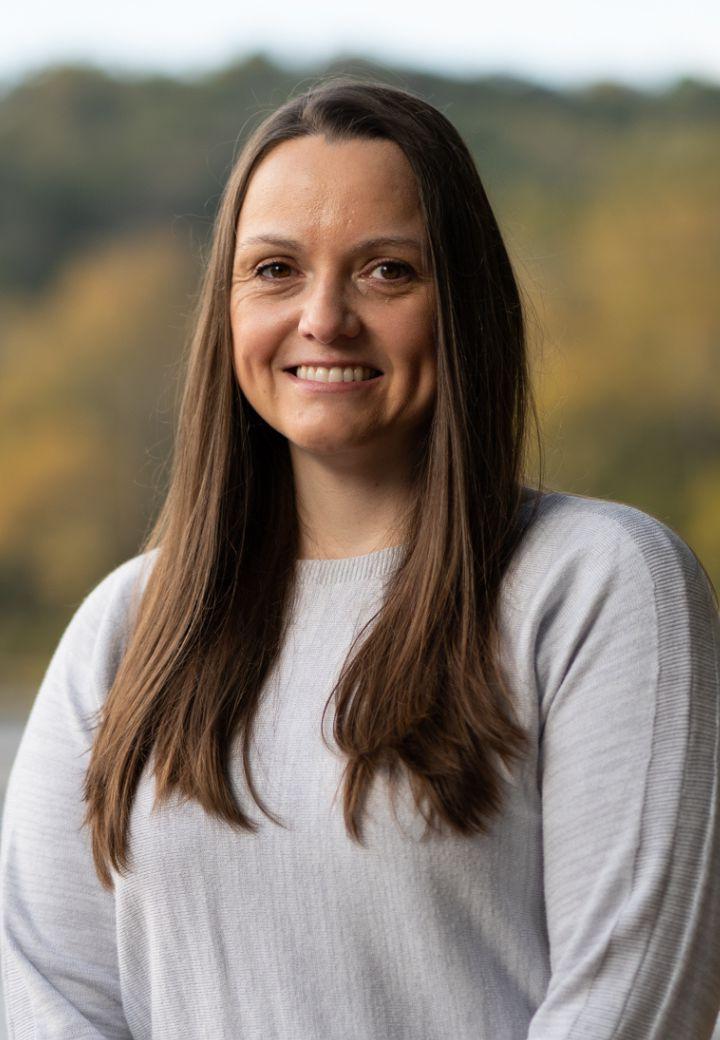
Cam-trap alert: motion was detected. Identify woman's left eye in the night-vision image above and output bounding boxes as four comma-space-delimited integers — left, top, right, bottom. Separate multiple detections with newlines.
370, 260, 413, 281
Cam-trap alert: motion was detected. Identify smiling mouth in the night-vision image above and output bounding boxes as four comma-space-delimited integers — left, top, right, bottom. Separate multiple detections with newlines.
284, 365, 383, 381
280, 370, 382, 378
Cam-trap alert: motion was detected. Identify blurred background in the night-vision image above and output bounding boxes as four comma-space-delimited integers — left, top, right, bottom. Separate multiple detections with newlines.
1, 0, 719, 1033
2, 3, 719, 687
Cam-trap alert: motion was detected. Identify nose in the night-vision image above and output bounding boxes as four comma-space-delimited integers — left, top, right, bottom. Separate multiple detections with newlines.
297, 272, 361, 344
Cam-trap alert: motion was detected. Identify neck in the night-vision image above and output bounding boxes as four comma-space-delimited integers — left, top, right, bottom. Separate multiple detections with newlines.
291, 442, 419, 560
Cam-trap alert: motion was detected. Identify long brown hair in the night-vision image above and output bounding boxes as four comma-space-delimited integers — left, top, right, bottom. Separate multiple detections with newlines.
82, 76, 546, 890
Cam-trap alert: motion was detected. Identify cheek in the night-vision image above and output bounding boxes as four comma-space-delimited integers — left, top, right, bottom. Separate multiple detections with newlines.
403, 307, 437, 407
388, 294, 436, 359
230, 302, 286, 378
385, 324, 436, 417
392, 321, 436, 385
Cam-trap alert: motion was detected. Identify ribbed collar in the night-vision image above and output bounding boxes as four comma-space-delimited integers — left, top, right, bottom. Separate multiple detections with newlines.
295, 543, 406, 585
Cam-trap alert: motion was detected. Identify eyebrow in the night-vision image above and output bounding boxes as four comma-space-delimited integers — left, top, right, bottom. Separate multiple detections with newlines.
235, 234, 425, 253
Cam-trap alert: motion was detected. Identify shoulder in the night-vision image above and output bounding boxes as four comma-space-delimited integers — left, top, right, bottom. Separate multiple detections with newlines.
37, 548, 161, 716
503, 490, 718, 669
511, 488, 710, 604
65, 547, 160, 646
5, 550, 162, 822
504, 490, 719, 719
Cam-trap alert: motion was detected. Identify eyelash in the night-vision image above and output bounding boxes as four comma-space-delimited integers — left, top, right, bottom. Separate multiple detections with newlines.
253, 259, 414, 283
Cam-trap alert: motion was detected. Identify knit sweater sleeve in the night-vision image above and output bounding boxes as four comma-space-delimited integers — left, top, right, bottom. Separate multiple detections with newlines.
0, 554, 152, 1040
524, 505, 720, 1039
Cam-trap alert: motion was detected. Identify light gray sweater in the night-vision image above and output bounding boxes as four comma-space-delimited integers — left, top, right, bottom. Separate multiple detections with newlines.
2, 490, 720, 1039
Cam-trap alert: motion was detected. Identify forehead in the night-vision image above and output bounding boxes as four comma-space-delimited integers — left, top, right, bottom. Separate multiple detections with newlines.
236, 135, 424, 240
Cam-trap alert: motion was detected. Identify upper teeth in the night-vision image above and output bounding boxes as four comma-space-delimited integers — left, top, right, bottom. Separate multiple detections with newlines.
294, 365, 377, 383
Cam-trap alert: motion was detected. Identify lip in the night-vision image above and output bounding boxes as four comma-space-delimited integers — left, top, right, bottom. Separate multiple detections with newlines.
284, 369, 384, 393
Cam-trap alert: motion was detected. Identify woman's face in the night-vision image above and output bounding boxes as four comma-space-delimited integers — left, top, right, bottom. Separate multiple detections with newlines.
230, 134, 437, 466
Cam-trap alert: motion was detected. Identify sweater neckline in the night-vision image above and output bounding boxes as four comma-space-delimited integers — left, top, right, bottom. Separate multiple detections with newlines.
295, 543, 406, 585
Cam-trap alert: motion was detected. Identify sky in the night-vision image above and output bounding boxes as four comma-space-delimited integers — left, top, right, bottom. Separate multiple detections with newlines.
2, 0, 719, 91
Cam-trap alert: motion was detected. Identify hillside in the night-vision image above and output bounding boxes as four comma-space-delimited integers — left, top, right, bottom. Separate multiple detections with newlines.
1, 54, 718, 701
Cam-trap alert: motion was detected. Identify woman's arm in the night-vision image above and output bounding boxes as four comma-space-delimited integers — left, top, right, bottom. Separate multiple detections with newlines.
0, 563, 143, 1039
526, 508, 720, 1039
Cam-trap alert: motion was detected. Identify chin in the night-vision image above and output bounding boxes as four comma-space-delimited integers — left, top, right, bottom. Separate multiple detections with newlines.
288, 432, 376, 456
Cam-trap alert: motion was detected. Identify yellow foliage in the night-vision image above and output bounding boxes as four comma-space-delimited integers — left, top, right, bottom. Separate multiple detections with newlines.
0, 227, 197, 611
685, 464, 720, 585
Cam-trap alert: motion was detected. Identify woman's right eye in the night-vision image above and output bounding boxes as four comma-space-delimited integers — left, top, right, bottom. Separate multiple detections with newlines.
254, 261, 293, 279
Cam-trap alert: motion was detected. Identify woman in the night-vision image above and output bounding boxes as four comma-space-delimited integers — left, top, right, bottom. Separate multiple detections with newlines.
2, 78, 719, 1039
